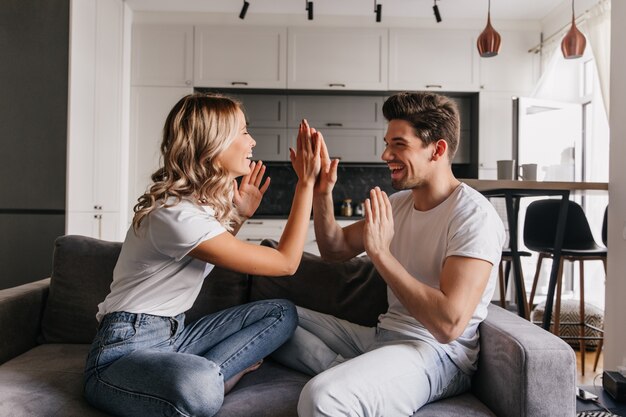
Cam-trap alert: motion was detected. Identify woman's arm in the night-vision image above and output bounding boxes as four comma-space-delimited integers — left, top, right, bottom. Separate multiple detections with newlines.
190, 120, 320, 276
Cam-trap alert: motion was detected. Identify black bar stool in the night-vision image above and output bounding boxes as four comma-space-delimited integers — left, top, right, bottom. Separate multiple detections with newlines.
523, 199, 606, 375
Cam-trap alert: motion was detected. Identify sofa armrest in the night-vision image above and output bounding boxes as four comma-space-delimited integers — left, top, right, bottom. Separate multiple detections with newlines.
0, 278, 49, 365
473, 304, 576, 417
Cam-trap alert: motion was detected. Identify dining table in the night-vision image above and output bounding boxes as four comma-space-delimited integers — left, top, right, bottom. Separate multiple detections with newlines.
461, 179, 608, 331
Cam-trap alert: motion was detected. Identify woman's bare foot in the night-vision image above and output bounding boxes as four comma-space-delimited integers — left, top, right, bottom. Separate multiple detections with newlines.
224, 360, 263, 394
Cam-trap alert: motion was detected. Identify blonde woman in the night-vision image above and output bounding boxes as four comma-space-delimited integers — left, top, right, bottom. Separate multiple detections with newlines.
84, 93, 321, 417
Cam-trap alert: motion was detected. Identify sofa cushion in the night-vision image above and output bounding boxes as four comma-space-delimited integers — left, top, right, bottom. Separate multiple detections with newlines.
0, 343, 111, 416
249, 240, 387, 327
40, 235, 249, 344
40, 236, 123, 344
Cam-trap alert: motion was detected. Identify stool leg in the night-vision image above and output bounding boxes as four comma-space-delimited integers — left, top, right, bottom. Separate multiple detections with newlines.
554, 258, 565, 336
596, 256, 607, 372
579, 260, 586, 376
499, 260, 506, 308
529, 254, 545, 317
594, 339, 603, 372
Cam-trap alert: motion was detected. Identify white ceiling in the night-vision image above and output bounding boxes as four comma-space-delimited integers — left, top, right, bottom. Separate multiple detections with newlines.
125, 0, 568, 21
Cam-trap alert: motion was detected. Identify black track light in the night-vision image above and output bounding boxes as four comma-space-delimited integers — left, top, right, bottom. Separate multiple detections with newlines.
433, 0, 442, 23
306, 1, 313, 20
374, 2, 382, 22
239, 0, 249, 19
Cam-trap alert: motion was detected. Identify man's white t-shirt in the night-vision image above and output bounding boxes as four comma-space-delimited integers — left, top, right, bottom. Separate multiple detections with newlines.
96, 199, 227, 322
378, 183, 505, 374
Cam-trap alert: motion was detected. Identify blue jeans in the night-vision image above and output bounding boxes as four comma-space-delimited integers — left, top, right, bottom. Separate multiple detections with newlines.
272, 306, 471, 417
84, 299, 297, 417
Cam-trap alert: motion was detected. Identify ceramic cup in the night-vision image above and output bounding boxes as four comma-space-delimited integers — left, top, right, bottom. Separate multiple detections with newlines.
519, 163, 538, 181
497, 160, 515, 180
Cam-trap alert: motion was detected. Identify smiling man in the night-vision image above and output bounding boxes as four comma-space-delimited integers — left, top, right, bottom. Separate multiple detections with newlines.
272, 91, 506, 416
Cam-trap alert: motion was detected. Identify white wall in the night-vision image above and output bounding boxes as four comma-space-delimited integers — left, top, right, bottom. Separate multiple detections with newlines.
604, 0, 626, 371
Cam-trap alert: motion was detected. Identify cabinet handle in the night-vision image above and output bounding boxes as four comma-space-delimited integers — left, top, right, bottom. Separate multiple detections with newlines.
231, 81, 249, 86
185, 80, 192, 86
328, 83, 346, 87
425, 84, 442, 89
330, 156, 343, 160
94, 205, 102, 210
246, 221, 264, 225
245, 238, 264, 242
326, 123, 343, 127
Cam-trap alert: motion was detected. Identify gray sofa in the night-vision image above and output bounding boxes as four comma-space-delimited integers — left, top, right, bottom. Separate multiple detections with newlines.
0, 235, 576, 416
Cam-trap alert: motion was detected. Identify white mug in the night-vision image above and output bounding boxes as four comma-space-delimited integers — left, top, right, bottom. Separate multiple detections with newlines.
497, 160, 515, 180
519, 163, 538, 181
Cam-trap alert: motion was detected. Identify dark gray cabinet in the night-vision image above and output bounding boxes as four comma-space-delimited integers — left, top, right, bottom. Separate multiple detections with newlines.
287, 95, 385, 129
196, 88, 478, 177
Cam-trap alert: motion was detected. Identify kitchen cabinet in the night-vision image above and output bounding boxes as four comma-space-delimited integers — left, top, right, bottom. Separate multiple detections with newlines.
478, 91, 516, 176
286, 95, 385, 129
289, 129, 385, 163
237, 219, 358, 256
248, 127, 289, 161
194, 26, 287, 89
287, 28, 388, 90
66, 212, 121, 242
231, 94, 288, 161
234, 94, 287, 128
67, 0, 127, 241
129, 86, 192, 213
131, 24, 194, 87
389, 29, 479, 92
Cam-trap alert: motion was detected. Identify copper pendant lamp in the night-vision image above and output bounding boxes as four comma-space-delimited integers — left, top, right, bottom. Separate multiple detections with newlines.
561, 0, 586, 59
477, 0, 501, 58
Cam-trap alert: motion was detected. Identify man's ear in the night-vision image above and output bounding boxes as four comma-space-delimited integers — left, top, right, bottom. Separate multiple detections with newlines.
431, 139, 448, 161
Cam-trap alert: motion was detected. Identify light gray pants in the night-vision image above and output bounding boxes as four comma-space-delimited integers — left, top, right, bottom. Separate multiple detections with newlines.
272, 306, 471, 417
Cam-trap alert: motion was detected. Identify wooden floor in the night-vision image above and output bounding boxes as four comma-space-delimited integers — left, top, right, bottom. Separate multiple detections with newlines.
576, 348, 604, 386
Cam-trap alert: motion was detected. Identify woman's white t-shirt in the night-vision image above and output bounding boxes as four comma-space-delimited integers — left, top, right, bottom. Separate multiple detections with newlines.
96, 199, 227, 322
378, 184, 505, 374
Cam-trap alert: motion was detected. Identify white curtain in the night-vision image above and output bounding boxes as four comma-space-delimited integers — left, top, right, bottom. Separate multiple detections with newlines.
581, 0, 611, 116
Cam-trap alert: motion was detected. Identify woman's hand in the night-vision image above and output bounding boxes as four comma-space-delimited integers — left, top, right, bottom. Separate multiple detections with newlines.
314, 131, 339, 197
290, 119, 321, 186
233, 160, 271, 219
363, 187, 394, 256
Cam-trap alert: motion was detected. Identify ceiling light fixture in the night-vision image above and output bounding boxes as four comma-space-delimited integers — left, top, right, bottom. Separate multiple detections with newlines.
305, 1, 313, 20
432, 0, 442, 23
477, 0, 501, 58
374, 0, 382, 23
561, 0, 586, 59
239, 0, 249, 19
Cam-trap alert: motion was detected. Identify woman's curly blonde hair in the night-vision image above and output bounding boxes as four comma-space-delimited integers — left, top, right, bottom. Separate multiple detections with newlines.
132, 93, 243, 233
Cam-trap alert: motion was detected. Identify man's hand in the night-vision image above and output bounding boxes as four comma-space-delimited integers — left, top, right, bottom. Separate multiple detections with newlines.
314, 130, 339, 197
363, 187, 394, 256
233, 160, 270, 219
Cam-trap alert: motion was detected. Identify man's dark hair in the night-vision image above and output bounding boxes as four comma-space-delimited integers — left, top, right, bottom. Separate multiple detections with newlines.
382, 92, 460, 161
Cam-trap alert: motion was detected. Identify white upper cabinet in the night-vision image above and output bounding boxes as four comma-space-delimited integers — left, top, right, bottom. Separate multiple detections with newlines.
194, 26, 287, 88
287, 28, 388, 90
389, 29, 479, 92
131, 24, 194, 86
479, 30, 540, 92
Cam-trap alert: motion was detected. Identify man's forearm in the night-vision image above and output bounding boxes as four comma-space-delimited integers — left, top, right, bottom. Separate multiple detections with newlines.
313, 193, 350, 260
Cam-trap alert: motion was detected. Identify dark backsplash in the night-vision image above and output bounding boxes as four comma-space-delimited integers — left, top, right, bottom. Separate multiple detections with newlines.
253, 162, 396, 217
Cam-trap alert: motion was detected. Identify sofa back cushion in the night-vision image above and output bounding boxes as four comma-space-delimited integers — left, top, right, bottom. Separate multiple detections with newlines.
249, 240, 388, 327
40, 235, 122, 343
40, 235, 248, 344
